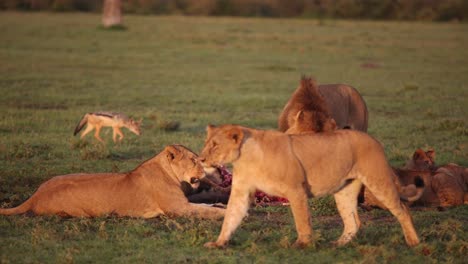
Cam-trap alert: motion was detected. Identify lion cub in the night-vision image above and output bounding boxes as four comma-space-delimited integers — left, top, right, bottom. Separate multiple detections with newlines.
0, 145, 225, 219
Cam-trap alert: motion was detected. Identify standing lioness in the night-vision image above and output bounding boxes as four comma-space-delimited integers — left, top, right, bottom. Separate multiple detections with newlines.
199, 125, 419, 248
0, 145, 224, 219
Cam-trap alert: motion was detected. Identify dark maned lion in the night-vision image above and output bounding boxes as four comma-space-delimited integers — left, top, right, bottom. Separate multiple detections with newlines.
0, 145, 225, 219
278, 76, 368, 133
200, 124, 420, 248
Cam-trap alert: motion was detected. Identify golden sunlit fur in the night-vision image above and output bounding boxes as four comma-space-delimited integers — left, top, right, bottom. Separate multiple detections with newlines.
363, 168, 426, 209
199, 125, 419, 248
0, 145, 224, 219
363, 148, 435, 209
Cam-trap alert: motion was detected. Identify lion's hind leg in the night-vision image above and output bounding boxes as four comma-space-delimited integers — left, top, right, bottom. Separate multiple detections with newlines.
362, 172, 419, 247
333, 179, 362, 246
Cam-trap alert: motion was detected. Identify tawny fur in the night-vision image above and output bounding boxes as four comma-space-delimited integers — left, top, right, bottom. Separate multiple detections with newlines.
403, 148, 436, 171
74, 112, 142, 143
400, 148, 467, 207
199, 125, 419, 248
0, 145, 224, 219
431, 164, 468, 207
364, 164, 468, 208
278, 77, 368, 132
363, 168, 427, 209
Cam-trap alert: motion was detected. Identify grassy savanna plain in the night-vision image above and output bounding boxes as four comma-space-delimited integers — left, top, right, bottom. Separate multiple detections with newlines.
0, 12, 467, 263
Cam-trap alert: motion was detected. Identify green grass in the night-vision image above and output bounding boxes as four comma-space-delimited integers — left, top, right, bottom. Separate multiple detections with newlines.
0, 12, 467, 263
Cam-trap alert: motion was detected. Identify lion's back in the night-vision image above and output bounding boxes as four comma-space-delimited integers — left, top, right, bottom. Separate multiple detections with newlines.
318, 84, 368, 131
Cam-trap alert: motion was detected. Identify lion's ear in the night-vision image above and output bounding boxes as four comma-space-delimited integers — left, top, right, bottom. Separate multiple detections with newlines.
165, 145, 180, 161
228, 127, 244, 144
426, 149, 435, 161
294, 110, 304, 122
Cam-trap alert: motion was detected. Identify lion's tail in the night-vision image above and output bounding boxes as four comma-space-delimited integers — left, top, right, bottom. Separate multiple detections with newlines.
74, 113, 89, 136
399, 176, 425, 202
0, 198, 33, 215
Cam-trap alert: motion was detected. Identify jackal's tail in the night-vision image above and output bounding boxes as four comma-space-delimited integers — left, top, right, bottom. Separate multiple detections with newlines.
0, 198, 33, 216
74, 114, 89, 136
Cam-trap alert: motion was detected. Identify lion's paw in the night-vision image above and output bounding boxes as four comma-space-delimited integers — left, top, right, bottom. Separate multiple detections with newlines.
204, 241, 226, 249
292, 240, 310, 249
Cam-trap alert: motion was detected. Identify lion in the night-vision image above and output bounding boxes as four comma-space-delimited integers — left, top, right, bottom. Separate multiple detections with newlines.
403, 148, 436, 171
278, 77, 368, 133
362, 168, 427, 209
364, 164, 468, 209
362, 148, 436, 209
199, 124, 420, 248
399, 148, 466, 207
0, 145, 225, 219
432, 164, 468, 207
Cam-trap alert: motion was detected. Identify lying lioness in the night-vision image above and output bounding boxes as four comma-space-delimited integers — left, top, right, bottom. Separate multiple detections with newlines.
199, 125, 420, 248
0, 145, 225, 219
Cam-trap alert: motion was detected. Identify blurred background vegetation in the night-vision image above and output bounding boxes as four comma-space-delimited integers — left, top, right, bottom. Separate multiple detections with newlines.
2, 0, 468, 21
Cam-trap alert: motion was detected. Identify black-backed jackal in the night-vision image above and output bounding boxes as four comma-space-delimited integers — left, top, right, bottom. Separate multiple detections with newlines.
74, 112, 142, 143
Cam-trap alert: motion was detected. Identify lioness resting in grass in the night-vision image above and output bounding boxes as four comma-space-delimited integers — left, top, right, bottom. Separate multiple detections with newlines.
0, 145, 225, 219
199, 125, 420, 248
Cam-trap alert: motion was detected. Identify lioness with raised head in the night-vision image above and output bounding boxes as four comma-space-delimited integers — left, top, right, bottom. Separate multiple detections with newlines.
0, 145, 225, 219
199, 125, 420, 248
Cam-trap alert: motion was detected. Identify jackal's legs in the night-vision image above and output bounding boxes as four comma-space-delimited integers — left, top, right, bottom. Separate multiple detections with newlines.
80, 124, 95, 140
94, 125, 104, 143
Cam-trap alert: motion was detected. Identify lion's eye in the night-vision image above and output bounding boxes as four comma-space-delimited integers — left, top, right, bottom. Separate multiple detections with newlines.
190, 177, 200, 184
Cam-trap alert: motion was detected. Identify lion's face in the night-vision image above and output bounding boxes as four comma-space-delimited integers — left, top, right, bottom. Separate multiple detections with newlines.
286, 110, 337, 134
199, 125, 244, 168
165, 145, 205, 189
411, 148, 435, 170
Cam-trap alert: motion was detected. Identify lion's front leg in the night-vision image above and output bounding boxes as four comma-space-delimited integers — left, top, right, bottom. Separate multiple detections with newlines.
204, 185, 251, 249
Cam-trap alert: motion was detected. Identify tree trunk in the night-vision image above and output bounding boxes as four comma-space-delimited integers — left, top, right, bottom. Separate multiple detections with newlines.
102, 0, 122, 27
